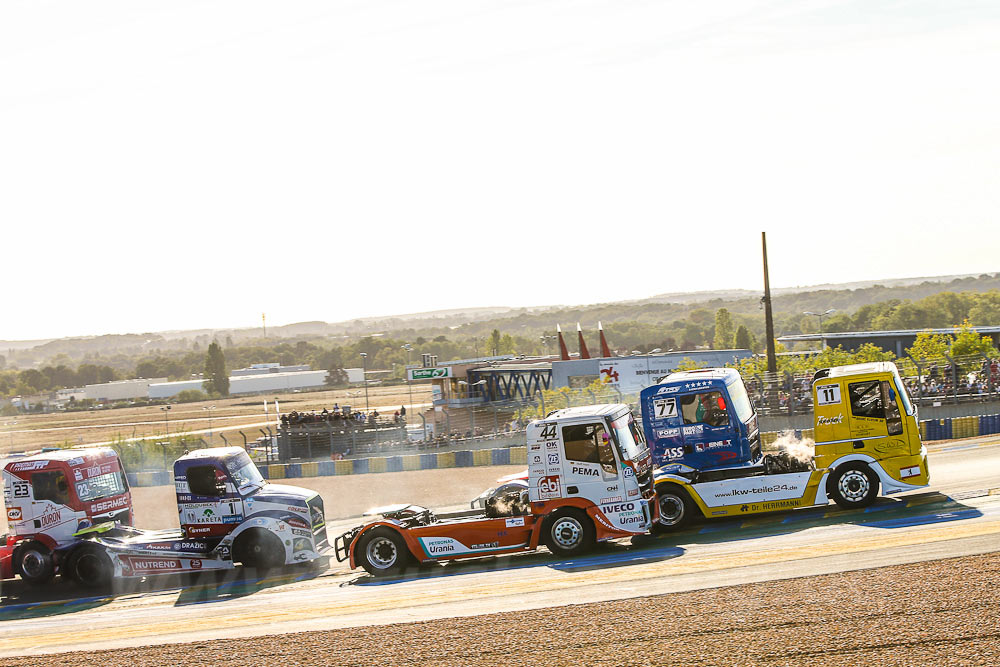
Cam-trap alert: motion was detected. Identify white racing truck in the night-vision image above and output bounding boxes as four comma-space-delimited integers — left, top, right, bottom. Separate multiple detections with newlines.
335, 404, 657, 576
66, 446, 328, 587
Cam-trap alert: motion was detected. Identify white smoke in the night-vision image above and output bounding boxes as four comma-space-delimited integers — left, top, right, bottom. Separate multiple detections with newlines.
769, 430, 815, 465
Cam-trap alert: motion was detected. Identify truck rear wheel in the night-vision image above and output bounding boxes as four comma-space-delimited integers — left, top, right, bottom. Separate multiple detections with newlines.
13, 541, 55, 586
356, 527, 410, 577
831, 463, 880, 509
65, 543, 113, 589
655, 485, 696, 530
543, 508, 595, 557
234, 529, 286, 570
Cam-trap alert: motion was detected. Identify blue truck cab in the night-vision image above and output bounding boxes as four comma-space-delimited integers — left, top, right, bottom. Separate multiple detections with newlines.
639, 368, 761, 471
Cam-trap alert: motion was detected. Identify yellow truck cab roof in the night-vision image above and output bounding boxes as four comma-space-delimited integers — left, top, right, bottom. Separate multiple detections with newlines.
813, 361, 899, 382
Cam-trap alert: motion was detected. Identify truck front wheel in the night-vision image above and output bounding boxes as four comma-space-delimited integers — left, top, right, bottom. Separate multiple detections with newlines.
65, 543, 113, 589
831, 462, 880, 509
655, 486, 696, 531
356, 527, 410, 577
543, 509, 595, 557
234, 529, 286, 570
13, 541, 54, 586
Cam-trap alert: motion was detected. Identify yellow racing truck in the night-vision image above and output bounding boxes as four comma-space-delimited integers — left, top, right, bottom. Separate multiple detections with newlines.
641, 363, 929, 528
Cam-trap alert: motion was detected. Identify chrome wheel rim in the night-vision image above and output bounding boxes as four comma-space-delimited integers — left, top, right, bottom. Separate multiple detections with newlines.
839, 470, 870, 502
21, 550, 46, 578
658, 494, 684, 525
366, 537, 398, 569
551, 517, 583, 548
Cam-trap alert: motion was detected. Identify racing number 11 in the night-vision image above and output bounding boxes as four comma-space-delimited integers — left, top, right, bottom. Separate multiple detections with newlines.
817, 384, 841, 406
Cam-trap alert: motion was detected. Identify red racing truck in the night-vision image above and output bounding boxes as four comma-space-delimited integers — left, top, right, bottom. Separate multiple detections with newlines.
1, 448, 132, 584
335, 404, 656, 576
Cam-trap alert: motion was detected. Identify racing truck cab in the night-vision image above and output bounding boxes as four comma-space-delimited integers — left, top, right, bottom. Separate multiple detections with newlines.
1, 447, 132, 585
640, 368, 760, 471
336, 404, 655, 576
64, 446, 328, 588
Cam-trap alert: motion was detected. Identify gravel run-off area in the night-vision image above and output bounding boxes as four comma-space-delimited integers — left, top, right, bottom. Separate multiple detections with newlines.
10, 551, 1000, 666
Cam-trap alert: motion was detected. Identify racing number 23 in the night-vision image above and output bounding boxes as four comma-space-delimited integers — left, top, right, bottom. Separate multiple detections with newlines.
653, 398, 677, 419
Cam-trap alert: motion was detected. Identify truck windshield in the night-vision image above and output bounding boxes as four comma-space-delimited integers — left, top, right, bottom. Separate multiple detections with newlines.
727, 379, 755, 422
609, 415, 643, 462
891, 368, 915, 416
226, 453, 266, 492
76, 471, 127, 503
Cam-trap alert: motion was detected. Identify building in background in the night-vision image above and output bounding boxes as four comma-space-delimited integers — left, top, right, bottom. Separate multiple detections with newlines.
551, 349, 753, 393
84, 378, 168, 402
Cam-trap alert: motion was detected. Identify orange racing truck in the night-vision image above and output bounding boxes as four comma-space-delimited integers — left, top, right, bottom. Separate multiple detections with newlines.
334, 404, 655, 576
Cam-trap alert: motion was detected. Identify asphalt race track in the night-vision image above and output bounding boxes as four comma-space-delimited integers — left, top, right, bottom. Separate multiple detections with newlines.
2, 439, 999, 658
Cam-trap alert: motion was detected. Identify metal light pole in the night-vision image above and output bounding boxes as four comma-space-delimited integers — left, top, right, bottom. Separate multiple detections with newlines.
360, 352, 370, 412
202, 405, 216, 443
402, 344, 413, 421
803, 309, 836, 347
160, 405, 171, 437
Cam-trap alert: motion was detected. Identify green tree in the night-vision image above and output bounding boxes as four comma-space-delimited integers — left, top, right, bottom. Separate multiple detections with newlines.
325, 368, 349, 387
734, 325, 751, 350
950, 321, 999, 358
968, 293, 1000, 326
203, 341, 229, 396
487, 329, 502, 356
499, 333, 517, 355
713, 308, 735, 349
906, 331, 951, 360
852, 342, 896, 363
675, 357, 707, 371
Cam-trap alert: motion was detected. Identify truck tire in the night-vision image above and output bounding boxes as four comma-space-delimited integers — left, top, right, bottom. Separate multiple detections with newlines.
234, 529, 286, 570
65, 543, 113, 589
543, 508, 595, 557
356, 527, 410, 577
655, 485, 696, 531
12, 540, 55, 586
831, 462, 880, 509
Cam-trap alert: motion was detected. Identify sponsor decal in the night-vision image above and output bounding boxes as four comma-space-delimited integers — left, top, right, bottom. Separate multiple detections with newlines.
245, 497, 254, 510
545, 440, 558, 450
188, 526, 213, 535
682, 425, 704, 436
532, 455, 542, 464
664, 447, 685, 460
67, 457, 85, 467
12, 460, 49, 471
655, 385, 680, 395
505, 517, 525, 527
695, 472, 813, 508
173, 541, 208, 551
627, 488, 639, 498
537, 475, 561, 500
606, 485, 620, 492
711, 510, 727, 516
145, 543, 174, 551
292, 528, 312, 537
91, 495, 130, 513
900, 465, 922, 479
7, 507, 22, 521
695, 443, 705, 452
425, 538, 456, 554
528, 443, 541, 452
656, 428, 681, 439
593, 512, 615, 530
122, 556, 182, 573
74, 469, 83, 481
600, 502, 636, 514
600, 496, 623, 504
622, 467, 635, 479
471, 542, 499, 549
571, 466, 599, 476
190, 559, 202, 569
619, 514, 645, 525
39, 509, 62, 529
684, 380, 713, 390
817, 414, 844, 426
286, 516, 309, 529
547, 453, 559, 465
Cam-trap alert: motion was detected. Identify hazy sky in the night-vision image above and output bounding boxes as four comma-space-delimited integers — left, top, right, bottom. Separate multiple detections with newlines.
3, 1, 999, 341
